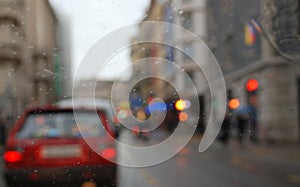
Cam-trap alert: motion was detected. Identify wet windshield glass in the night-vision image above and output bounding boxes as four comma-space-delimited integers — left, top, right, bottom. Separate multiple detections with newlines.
17, 111, 104, 139
1, 0, 300, 187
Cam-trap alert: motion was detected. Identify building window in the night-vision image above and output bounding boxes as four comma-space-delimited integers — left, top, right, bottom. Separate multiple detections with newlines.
181, 12, 193, 31
34, 81, 49, 105
223, 33, 234, 71
183, 42, 194, 61
185, 71, 194, 87
0, 18, 19, 44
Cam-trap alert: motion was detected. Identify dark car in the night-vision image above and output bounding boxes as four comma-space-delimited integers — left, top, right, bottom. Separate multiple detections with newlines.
3, 106, 117, 187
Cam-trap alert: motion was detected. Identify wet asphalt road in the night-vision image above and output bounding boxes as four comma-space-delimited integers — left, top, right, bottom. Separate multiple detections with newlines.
1, 131, 300, 187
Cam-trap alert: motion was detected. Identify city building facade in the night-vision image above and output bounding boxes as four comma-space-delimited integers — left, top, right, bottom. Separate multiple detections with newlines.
207, 0, 300, 142
131, 0, 168, 100
171, 0, 209, 134
133, 0, 300, 142
130, 0, 209, 133
0, 0, 60, 127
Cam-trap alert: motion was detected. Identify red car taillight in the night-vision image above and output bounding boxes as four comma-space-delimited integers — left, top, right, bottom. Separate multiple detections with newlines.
3, 151, 23, 163
101, 148, 116, 160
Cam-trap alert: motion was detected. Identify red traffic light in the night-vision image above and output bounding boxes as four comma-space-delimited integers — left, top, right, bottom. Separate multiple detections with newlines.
246, 79, 259, 92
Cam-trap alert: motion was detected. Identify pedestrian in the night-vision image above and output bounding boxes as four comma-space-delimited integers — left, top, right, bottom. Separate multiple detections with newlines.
247, 104, 258, 143
0, 117, 6, 145
235, 106, 249, 144
217, 111, 231, 144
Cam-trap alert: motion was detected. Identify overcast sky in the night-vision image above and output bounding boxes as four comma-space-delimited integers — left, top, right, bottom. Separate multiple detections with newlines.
49, 0, 150, 80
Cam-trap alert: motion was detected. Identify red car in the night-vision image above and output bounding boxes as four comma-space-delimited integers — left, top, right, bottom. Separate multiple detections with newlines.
3, 106, 117, 187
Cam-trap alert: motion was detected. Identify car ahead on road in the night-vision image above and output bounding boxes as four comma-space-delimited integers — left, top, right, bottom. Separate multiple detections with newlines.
3, 106, 117, 187
56, 98, 120, 138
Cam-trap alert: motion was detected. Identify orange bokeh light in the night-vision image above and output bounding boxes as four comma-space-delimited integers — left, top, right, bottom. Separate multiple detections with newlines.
228, 99, 240, 109
178, 112, 189, 122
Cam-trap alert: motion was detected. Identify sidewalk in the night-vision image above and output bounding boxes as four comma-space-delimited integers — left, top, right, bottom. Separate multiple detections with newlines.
238, 141, 300, 163
204, 135, 300, 163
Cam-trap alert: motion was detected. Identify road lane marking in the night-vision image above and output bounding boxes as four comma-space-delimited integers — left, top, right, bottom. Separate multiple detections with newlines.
118, 137, 161, 187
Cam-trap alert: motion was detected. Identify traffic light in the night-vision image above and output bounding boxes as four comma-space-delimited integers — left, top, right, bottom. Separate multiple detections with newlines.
246, 78, 259, 106
246, 79, 259, 92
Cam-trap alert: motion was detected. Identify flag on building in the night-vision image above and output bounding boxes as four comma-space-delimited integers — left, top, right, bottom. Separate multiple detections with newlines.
244, 22, 256, 46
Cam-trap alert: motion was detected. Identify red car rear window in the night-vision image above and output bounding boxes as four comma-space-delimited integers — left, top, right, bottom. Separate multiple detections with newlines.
17, 111, 106, 139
